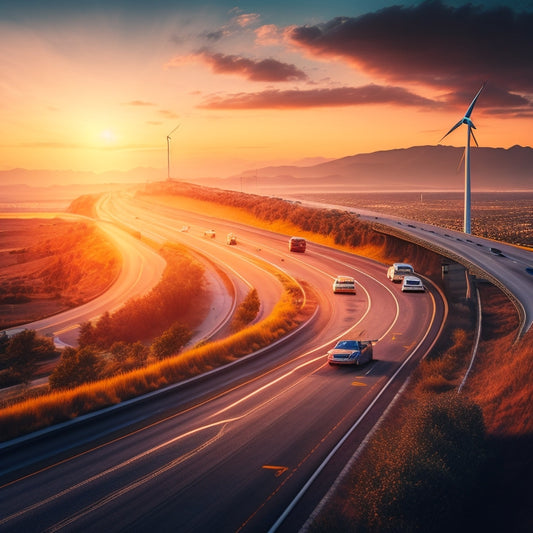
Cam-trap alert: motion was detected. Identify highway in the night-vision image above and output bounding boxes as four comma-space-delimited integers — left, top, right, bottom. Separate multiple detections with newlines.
4, 219, 167, 347
302, 198, 533, 334
376, 218, 533, 333
0, 193, 446, 532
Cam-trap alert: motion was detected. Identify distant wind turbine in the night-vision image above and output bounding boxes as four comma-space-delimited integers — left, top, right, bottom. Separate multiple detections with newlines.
439, 83, 485, 234
167, 124, 180, 181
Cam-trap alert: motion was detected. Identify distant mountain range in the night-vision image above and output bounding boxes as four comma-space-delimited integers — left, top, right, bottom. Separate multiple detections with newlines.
1, 145, 532, 195
0, 167, 163, 187
222, 145, 533, 192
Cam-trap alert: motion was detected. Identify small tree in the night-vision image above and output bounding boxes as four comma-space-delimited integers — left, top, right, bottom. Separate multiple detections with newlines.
78, 321, 96, 347
109, 341, 149, 372
127, 341, 150, 367
231, 289, 260, 332
49, 346, 103, 389
151, 323, 192, 360
93, 311, 114, 348
0, 329, 55, 385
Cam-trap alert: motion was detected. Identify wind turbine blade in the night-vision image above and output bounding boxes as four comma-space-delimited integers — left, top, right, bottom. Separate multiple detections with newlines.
470, 128, 479, 147
438, 119, 463, 143
456, 148, 465, 172
464, 82, 485, 118
168, 124, 181, 137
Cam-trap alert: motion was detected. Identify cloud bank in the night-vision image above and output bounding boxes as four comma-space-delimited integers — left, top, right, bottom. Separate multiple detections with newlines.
194, 1, 532, 115
199, 84, 435, 109
287, 1, 533, 110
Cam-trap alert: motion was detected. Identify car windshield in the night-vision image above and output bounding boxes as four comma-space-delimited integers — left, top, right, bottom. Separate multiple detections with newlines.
336, 340, 359, 350
406, 279, 420, 285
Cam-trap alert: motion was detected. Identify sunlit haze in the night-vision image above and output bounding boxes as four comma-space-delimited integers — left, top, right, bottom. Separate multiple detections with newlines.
1, 0, 532, 182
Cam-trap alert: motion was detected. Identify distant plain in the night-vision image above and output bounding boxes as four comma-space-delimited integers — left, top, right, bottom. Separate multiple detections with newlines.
294, 191, 533, 248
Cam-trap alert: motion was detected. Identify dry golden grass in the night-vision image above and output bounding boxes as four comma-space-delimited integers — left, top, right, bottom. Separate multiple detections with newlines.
412, 328, 475, 395
3, 189, 528, 451
0, 271, 314, 441
142, 188, 531, 531
0, 218, 120, 328
141, 193, 413, 267
311, 286, 528, 532
465, 286, 531, 436
299, 191, 533, 248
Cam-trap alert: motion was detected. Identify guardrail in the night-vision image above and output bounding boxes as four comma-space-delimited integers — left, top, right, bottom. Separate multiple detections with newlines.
370, 221, 527, 339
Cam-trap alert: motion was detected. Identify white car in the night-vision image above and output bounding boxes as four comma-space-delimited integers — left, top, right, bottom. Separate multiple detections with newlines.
401, 275, 425, 292
387, 262, 414, 282
332, 276, 356, 294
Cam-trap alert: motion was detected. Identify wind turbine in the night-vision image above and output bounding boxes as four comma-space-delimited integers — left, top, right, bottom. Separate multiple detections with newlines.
439, 83, 485, 234
167, 124, 180, 181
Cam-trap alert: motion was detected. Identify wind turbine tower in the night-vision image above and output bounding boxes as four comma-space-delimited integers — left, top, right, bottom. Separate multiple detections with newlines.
167, 124, 180, 181
439, 83, 485, 234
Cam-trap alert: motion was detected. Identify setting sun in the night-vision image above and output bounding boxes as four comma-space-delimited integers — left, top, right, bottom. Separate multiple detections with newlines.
0, 1, 531, 181
100, 130, 117, 144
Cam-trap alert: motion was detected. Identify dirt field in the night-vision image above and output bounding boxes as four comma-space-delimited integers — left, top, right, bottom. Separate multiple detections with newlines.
297, 191, 533, 248
0, 217, 120, 329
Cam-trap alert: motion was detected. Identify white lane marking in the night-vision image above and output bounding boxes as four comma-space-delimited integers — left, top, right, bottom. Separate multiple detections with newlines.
0, 418, 241, 528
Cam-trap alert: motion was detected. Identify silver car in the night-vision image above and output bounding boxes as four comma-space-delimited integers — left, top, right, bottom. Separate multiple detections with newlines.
327, 339, 374, 365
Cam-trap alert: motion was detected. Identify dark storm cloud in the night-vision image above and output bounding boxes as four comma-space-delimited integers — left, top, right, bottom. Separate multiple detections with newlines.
288, 1, 533, 105
198, 84, 434, 109
196, 50, 308, 82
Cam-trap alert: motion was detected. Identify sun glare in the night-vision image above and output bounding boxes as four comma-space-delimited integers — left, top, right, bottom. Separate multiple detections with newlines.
100, 129, 117, 143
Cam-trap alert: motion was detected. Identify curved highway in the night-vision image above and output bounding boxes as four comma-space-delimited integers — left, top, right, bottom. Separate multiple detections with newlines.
301, 198, 533, 334
4, 218, 167, 347
0, 194, 446, 533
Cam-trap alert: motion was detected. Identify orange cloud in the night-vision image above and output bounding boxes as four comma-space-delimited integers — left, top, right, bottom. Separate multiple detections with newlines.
254, 24, 284, 46
125, 100, 155, 107
198, 84, 436, 110
234, 13, 260, 28
169, 50, 307, 82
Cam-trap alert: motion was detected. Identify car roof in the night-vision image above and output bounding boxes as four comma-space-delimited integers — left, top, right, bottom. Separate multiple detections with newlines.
403, 275, 421, 282
393, 262, 413, 268
335, 276, 355, 281
335, 340, 359, 346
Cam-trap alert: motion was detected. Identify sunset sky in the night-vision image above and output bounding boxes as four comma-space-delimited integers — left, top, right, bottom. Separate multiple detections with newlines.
1, 0, 532, 181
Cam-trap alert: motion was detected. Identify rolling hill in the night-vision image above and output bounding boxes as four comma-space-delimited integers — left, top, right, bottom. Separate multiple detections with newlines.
226, 145, 533, 193
1, 145, 532, 197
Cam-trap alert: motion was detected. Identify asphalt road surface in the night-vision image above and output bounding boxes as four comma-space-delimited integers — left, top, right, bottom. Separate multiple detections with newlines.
301, 198, 533, 334
4, 218, 167, 347
0, 194, 446, 532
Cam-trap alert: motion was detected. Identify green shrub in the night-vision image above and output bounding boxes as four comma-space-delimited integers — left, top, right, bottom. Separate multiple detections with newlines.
231, 289, 260, 332
350, 394, 487, 532
0, 330, 56, 385
78, 246, 206, 348
151, 323, 192, 360
49, 347, 104, 390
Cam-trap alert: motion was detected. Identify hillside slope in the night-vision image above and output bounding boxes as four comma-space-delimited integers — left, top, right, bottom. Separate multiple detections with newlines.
232, 145, 533, 192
